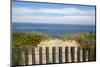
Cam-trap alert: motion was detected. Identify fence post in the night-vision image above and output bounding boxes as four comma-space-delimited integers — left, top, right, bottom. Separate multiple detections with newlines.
59, 47, 62, 63
52, 47, 56, 63
32, 47, 35, 65
46, 47, 49, 64
94, 46, 96, 61
88, 47, 91, 61
39, 47, 42, 64
65, 47, 69, 63
77, 47, 80, 62
71, 47, 75, 62
11, 48, 14, 66
18, 47, 21, 65
82, 47, 87, 62
25, 48, 28, 65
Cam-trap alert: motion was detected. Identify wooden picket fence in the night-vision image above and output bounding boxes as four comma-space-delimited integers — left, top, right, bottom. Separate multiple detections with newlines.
11, 46, 96, 66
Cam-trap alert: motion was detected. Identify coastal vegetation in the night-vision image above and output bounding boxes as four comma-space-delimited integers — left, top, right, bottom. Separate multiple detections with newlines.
60, 32, 96, 47
12, 32, 96, 64
12, 32, 96, 47
12, 32, 51, 48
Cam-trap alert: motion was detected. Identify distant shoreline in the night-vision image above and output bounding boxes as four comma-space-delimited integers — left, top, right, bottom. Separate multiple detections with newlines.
12, 31, 95, 37
12, 23, 95, 36
12, 22, 95, 26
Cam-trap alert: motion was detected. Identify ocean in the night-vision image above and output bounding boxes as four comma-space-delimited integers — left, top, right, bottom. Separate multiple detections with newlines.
12, 23, 96, 36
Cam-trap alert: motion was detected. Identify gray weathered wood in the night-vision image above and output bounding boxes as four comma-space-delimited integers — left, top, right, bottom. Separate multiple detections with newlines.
46, 47, 49, 64
88, 47, 91, 61
94, 46, 96, 61
25, 48, 28, 65
39, 47, 42, 64
52, 47, 56, 63
59, 47, 62, 63
71, 47, 75, 62
12, 46, 95, 66
82, 47, 87, 62
32, 47, 35, 65
92, 46, 96, 61
18, 48, 21, 65
65, 47, 69, 63
77, 47, 81, 62
11, 48, 14, 66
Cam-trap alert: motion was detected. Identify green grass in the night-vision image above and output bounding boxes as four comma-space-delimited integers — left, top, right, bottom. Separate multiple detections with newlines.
12, 32, 52, 64
12, 32, 96, 47
12, 32, 51, 48
59, 32, 96, 61
12, 32, 96, 64
59, 32, 96, 47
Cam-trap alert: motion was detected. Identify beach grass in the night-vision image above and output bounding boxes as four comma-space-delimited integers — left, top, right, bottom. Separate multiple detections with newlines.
12, 32, 96, 47
59, 32, 96, 47
12, 32, 96, 64
12, 32, 51, 48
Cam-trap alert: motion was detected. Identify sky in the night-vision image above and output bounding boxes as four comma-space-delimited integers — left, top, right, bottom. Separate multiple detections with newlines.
12, 0, 96, 25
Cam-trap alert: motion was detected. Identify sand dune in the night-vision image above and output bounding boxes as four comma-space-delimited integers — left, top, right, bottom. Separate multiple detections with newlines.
38, 38, 79, 47
25, 39, 83, 65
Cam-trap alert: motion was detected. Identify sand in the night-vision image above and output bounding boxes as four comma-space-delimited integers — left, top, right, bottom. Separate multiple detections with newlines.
22, 39, 88, 65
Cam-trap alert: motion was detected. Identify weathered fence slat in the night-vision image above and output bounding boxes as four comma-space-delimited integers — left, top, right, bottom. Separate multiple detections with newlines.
94, 47, 96, 61
88, 47, 91, 61
12, 48, 14, 66
25, 48, 29, 65
32, 47, 35, 65
77, 47, 81, 62
71, 47, 75, 62
46, 47, 49, 64
39, 47, 42, 64
18, 48, 21, 65
59, 47, 62, 63
65, 47, 69, 63
52, 47, 56, 63
82, 47, 87, 62
12, 46, 95, 66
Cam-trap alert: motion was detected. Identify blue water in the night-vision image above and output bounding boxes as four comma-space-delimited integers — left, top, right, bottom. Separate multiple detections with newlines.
12, 23, 95, 36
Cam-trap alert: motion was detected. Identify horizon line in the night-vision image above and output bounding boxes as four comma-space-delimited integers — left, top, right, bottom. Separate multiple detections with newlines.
12, 22, 95, 25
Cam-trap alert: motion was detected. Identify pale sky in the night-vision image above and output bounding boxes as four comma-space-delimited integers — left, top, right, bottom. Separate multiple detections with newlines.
12, 0, 96, 25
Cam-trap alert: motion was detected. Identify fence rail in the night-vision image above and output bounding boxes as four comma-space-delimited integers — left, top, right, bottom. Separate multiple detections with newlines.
11, 46, 96, 66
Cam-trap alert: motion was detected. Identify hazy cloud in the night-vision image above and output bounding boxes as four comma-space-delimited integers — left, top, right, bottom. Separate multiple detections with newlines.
13, 15, 95, 25
12, 7, 95, 15
12, 6, 95, 25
